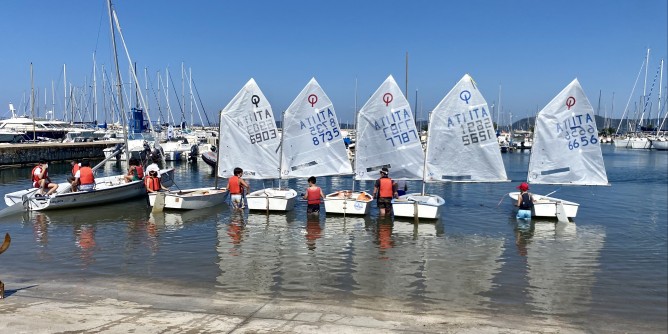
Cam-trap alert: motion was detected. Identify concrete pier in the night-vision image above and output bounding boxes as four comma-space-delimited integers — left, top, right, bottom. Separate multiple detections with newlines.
0, 141, 122, 166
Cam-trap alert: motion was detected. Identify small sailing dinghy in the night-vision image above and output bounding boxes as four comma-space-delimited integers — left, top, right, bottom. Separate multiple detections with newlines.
394, 74, 508, 219
345, 75, 424, 216
217, 79, 297, 212
148, 187, 228, 210
508, 78, 609, 221
280, 78, 356, 213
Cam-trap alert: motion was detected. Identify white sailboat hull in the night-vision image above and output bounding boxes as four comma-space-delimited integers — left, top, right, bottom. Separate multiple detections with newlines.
651, 139, 668, 150
246, 188, 298, 212
323, 190, 373, 215
148, 187, 228, 210
392, 193, 445, 219
5, 176, 146, 211
508, 192, 579, 218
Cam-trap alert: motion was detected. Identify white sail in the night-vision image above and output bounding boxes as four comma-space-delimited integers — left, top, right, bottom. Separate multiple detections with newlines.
425, 74, 508, 182
280, 78, 353, 178
528, 78, 608, 185
355, 75, 424, 180
217, 78, 280, 179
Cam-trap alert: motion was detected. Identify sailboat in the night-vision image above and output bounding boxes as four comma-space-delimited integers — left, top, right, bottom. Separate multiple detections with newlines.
217, 79, 297, 212
394, 74, 508, 219
508, 78, 609, 221
338, 75, 424, 215
280, 78, 353, 200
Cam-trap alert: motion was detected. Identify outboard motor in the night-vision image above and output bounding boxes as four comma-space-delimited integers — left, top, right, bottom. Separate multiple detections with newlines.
189, 144, 199, 163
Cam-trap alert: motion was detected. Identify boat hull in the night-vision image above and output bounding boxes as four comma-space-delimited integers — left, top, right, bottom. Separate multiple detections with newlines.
148, 187, 228, 210
393, 193, 445, 219
246, 188, 298, 212
651, 139, 668, 150
508, 192, 579, 218
323, 190, 373, 215
10, 176, 146, 211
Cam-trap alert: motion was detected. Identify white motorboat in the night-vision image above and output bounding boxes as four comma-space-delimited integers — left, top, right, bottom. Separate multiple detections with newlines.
5, 175, 146, 211
507, 79, 608, 221
148, 187, 228, 210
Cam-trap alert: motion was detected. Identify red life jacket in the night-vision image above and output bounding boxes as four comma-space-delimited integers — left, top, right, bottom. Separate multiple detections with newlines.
78, 167, 95, 185
307, 187, 321, 205
228, 175, 241, 194
379, 178, 394, 198
145, 176, 161, 192
134, 165, 144, 179
71, 164, 80, 176
32, 165, 46, 187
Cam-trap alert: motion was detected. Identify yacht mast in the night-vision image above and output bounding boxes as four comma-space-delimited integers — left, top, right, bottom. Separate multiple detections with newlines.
108, 0, 130, 163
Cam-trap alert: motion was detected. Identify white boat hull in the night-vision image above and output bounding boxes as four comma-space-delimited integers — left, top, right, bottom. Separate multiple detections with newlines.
5, 176, 146, 211
508, 192, 579, 219
650, 139, 668, 150
392, 193, 445, 219
148, 187, 228, 210
246, 188, 298, 212
323, 190, 373, 215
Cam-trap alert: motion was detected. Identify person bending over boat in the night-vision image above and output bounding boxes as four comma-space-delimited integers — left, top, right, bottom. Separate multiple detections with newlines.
124, 158, 144, 183
303, 176, 325, 215
74, 160, 96, 192
67, 159, 80, 192
515, 182, 535, 219
144, 170, 169, 193
373, 167, 398, 217
32, 159, 58, 197
227, 167, 249, 209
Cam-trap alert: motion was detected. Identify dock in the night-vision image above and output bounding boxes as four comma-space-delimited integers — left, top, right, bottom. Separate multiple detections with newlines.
0, 141, 122, 166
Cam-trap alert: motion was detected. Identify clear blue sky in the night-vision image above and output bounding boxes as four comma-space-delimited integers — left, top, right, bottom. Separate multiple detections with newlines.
1, 0, 666, 126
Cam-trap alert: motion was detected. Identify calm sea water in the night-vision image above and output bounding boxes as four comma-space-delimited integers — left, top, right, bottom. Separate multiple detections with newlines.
0, 145, 666, 331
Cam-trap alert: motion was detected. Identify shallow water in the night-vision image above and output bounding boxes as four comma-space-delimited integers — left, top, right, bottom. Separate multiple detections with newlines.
0, 145, 666, 331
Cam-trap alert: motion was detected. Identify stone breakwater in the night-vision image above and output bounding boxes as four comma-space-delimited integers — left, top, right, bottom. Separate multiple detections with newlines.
0, 141, 122, 166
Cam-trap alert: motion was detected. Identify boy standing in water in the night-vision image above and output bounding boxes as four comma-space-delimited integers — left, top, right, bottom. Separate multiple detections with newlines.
303, 176, 325, 215
227, 167, 250, 209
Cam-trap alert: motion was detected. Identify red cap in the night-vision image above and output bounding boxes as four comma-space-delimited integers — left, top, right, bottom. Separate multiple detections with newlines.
516, 182, 529, 191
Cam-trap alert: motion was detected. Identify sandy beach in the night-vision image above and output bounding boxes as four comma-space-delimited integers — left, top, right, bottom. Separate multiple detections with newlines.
0, 274, 605, 334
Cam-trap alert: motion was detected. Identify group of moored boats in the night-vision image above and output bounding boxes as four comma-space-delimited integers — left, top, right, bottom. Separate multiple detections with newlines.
0, 75, 635, 224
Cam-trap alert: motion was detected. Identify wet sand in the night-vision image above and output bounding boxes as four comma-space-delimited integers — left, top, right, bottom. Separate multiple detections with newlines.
0, 275, 601, 334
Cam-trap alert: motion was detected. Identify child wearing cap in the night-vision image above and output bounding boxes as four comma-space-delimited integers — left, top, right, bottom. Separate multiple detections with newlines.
515, 182, 534, 219
373, 167, 398, 217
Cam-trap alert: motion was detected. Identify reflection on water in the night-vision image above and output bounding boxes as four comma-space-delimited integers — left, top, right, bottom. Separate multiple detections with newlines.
0, 145, 665, 331
521, 220, 605, 316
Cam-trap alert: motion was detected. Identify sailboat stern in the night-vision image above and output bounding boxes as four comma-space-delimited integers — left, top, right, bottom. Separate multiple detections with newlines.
247, 188, 298, 212
323, 190, 373, 215
393, 193, 445, 219
508, 192, 579, 219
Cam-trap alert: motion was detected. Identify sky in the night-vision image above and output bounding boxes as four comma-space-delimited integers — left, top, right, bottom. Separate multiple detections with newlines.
0, 0, 666, 127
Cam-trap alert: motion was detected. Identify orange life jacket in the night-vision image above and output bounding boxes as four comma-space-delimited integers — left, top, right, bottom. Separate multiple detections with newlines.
134, 165, 144, 179
307, 187, 321, 205
228, 175, 241, 194
32, 165, 46, 187
78, 167, 94, 185
145, 176, 161, 192
71, 164, 80, 176
379, 177, 394, 198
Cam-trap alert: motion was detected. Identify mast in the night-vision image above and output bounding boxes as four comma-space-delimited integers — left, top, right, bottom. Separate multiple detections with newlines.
656, 59, 664, 136
51, 80, 55, 121
420, 95, 430, 196
30, 62, 35, 140
63, 64, 67, 120
108, 0, 130, 164
189, 67, 194, 127
352, 77, 361, 192
405, 51, 409, 103
93, 53, 98, 123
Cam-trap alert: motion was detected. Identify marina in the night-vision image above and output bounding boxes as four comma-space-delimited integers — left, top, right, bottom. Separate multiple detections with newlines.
0, 145, 665, 332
